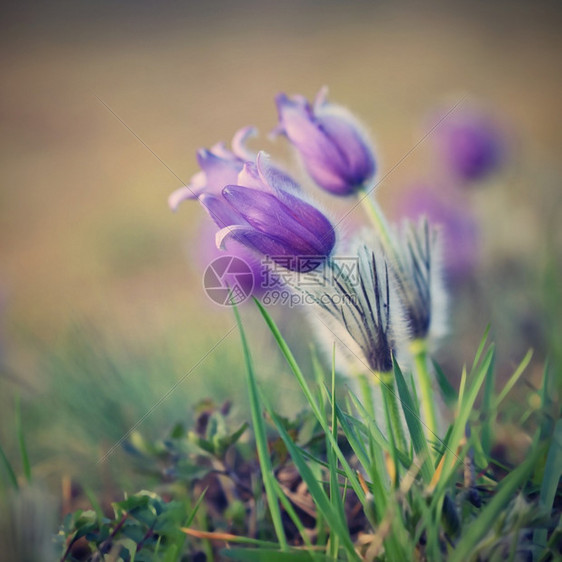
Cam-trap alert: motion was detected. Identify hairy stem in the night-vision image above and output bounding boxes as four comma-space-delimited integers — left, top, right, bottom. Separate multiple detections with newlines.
411, 339, 439, 450
378, 370, 407, 453
359, 189, 399, 261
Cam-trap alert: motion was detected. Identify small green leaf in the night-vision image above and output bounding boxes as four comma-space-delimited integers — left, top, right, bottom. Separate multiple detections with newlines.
187, 431, 216, 455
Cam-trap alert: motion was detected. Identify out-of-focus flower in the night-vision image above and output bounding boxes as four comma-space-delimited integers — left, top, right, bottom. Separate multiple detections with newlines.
392, 218, 447, 343
393, 184, 479, 280
169, 126, 256, 211
435, 108, 504, 182
274, 87, 376, 196
195, 217, 268, 299
201, 152, 336, 273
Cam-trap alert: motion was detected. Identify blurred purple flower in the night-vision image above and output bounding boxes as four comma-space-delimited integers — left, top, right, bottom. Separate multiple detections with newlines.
195, 217, 268, 299
393, 184, 479, 280
201, 152, 336, 273
436, 109, 503, 183
274, 87, 376, 196
168, 126, 256, 211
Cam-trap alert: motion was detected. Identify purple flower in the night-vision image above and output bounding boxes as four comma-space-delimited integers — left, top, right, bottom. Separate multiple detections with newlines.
393, 184, 479, 280
168, 126, 256, 211
435, 109, 503, 183
274, 87, 376, 196
201, 152, 336, 272
195, 217, 268, 299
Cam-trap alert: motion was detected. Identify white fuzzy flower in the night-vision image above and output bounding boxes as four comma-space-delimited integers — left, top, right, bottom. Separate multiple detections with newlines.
289, 243, 407, 374
392, 217, 448, 346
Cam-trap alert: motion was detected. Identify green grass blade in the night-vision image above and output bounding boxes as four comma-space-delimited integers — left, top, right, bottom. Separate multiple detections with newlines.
534, 419, 562, 552
15, 396, 31, 483
255, 299, 365, 505
0, 440, 18, 489
233, 305, 288, 551
327, 346, 346, 560
271, 479, 317, 553
537, 360, 555, 443
433, 346, 495, 497
331, 399, 392, 528
263, 399, 360, 561
491, 350, 533, 410
331, 402, 370, 474
432, 359, 457, 407
480, 350, 496, 457
451, 444, 543, 562
471, 325, 491, 372
346, 391, 389, 450
393, 359, 433, 483
184, 487, 208, 529
83, 486, 104, 521
254, 299, 323, 422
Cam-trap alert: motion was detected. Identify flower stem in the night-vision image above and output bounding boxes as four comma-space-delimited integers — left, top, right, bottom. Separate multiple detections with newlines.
359, 189, 399, 261
378, 370, 407, 453
411, 338, 438, 447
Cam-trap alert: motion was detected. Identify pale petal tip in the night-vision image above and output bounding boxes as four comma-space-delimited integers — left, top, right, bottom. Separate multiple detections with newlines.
314, 86, 329, 108
215, 224, 246, 250
168, 186, 195, 211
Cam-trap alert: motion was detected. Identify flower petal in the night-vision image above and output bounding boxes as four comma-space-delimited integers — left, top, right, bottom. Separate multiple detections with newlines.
216, 225, 324, 272
255, 151, 300, 194
196, 148, 243, 196
275, 91, 376, 195
275, 93, 349, 173
317, 109, 375, 184
168, 186, 195, 211
222, 185, 335, 257
199, 193, 246, 229
231, 126, 257, 160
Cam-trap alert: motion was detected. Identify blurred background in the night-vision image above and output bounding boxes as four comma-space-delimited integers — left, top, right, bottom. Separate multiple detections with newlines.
0, 0, 561, 497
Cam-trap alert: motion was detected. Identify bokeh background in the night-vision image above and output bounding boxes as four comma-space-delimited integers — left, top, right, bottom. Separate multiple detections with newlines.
1, 0, 561, 494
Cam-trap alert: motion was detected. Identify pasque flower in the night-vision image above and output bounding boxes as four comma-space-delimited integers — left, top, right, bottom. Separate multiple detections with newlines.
170, 130, 336, 274
435, 108, 503, 183
294, 244, 406, 373
168, 126, 256, 211
275, 87, 376, 196
202, 152, 336, 273
392, 218, 447, 343
195, 217, 268, 299
394, 183, 479, 280
170, 128, 334, 273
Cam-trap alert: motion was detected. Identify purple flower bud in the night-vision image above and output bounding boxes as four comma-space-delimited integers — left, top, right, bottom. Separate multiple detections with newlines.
435, 109, 504, 182
201, 153, 336, 273
168, 126, 256, 211
274, 87, 376, 196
